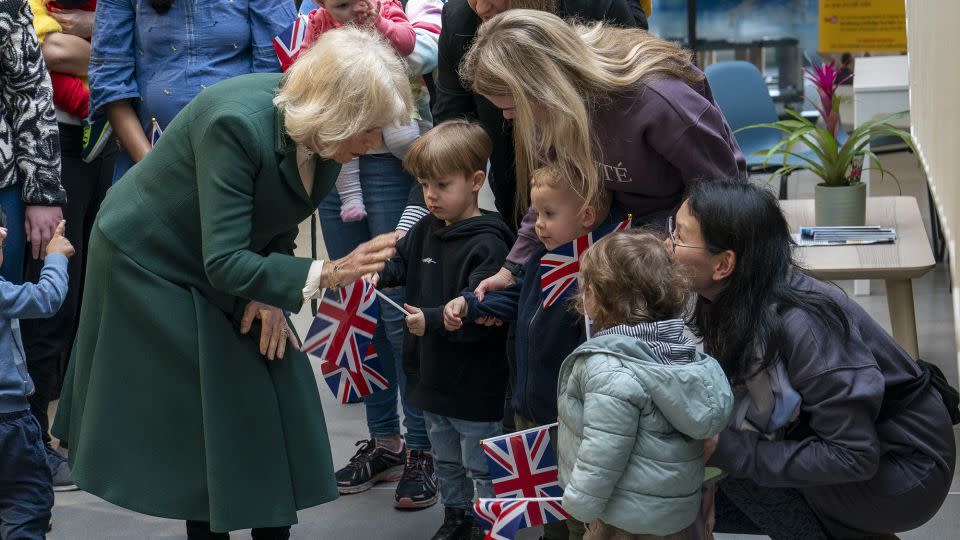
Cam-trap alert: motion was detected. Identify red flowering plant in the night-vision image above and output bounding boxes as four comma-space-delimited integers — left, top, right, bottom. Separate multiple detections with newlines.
741, 60, 915, 187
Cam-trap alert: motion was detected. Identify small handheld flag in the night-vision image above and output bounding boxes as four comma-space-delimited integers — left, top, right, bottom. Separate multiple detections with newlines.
320, 343, 389, 404
149, 117, 162, 147
481, 423, 562, 499
473, 498, 569, 540
538, 217, 631, 308
302, 279, 378, 369
273, 14, 309, 72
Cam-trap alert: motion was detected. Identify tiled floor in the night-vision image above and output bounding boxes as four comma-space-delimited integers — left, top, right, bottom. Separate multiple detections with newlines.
47, 153, 960, 539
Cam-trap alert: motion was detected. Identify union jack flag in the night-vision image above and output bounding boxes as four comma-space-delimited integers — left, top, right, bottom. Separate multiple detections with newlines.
538, 217, 631, 308
149, 117, 162, 147
273, 13, 309, 72
473, 498, 569, 540
303, 279, 378, 370
320, 343, 389, 404
482, 424, 562, 499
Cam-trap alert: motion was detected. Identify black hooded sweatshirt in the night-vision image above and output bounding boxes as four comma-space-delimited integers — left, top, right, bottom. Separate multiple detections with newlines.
379, 212, 515, 421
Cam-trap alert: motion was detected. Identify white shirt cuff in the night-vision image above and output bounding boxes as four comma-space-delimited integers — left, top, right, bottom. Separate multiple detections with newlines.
303, 260, 326, 301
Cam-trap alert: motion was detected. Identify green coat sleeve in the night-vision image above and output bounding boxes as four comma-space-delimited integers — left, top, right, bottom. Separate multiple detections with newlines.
195, 110, 313, 313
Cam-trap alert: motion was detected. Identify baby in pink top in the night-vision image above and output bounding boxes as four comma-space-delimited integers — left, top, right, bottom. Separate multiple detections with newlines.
300, 0, 420, 222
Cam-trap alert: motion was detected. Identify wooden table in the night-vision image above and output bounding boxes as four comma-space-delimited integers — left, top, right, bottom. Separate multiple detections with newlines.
780, 196, 935, 358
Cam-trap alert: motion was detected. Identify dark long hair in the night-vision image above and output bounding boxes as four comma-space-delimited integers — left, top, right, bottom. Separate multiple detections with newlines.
149, 0, 172, 14
686, 180, 849, 385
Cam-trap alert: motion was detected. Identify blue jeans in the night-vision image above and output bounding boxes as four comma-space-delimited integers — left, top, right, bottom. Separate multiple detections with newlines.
0, 184, 26, 284
424, 411, 500, 509
0, 410, 53, 539
318, 153, 429, 450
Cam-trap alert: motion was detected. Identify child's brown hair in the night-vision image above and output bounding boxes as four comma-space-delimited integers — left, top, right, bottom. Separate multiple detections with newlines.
403, 119, 492, 181
577, 230, 688, 331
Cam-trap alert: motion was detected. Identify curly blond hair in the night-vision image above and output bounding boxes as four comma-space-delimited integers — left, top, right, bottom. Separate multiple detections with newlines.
274, 27, 413, 158
577, 230, 689, 331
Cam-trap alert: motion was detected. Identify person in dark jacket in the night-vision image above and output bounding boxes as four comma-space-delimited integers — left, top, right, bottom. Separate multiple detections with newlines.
670, 180, 956, 539
377, 120, 514, 540
443, 163, 614, 540
428, 0, 644, 223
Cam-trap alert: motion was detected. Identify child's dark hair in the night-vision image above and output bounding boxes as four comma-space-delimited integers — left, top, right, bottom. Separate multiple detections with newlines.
403, 120, 492, 181
577, 230, 688, 331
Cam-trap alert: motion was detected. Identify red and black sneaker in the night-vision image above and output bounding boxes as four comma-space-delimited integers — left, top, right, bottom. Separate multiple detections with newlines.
394, 448, 439, 509
335, 439, 405, 494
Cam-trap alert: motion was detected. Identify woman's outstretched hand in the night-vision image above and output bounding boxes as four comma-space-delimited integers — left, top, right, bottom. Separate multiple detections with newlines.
473, 267, 515, 301
325, 231, 398, 288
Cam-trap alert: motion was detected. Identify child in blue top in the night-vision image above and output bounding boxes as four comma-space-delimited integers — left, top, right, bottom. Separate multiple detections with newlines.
0, 214, 74, 538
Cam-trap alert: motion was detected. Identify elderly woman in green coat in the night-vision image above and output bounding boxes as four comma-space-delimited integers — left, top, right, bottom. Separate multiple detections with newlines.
52, 28, 409, 538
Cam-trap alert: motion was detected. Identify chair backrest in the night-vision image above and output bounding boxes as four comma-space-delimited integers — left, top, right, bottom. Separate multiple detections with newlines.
705, 61, 782, 159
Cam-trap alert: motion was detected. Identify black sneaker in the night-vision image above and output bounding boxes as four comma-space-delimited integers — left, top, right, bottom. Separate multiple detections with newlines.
431, 507, 466, 540
465, 517, 485, 540
45, 446, 78, 492
335, 439, 404, 494
394, 448, 439, 509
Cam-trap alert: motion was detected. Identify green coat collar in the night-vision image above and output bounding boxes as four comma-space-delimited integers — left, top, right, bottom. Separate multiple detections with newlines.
274, 111, 337, 208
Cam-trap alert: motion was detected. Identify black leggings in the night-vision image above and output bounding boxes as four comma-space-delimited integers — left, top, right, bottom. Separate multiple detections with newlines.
186, 521, 291, 540
713, 477, 830, 540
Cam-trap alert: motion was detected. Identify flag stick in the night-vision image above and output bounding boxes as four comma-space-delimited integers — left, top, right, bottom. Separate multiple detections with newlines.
375, 288, 413, 317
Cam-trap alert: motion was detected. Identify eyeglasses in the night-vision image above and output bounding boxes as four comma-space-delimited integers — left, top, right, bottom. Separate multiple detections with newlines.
667, 215, 711, 255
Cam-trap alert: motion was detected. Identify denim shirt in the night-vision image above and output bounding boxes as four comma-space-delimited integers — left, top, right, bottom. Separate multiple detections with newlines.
89, 0, 296, 180
0, 255, 68, 413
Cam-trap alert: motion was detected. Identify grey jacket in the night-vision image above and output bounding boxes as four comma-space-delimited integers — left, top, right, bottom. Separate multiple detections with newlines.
0, 1, 65, 205
556, 320, 734, 535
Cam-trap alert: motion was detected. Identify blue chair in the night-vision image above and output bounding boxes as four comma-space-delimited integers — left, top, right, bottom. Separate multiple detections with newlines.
705, 61, 808, 199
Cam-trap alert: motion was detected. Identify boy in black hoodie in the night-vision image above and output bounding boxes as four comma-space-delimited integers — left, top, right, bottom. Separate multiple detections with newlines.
373, 120, 513, 540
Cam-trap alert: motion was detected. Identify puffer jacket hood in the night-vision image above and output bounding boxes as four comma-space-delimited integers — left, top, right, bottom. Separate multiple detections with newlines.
556, 321, 734, 535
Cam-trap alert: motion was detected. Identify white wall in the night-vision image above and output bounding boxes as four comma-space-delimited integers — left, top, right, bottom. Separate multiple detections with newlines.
905, 0, 960, 373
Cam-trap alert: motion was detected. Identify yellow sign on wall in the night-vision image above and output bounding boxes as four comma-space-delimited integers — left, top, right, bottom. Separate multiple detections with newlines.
819, 0, 907, 52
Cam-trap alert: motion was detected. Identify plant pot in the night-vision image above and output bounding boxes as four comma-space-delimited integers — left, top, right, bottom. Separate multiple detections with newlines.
814, 182, 867, 226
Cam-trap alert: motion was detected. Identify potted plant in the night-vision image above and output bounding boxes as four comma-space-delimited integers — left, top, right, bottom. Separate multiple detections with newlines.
742, 60, 916, 226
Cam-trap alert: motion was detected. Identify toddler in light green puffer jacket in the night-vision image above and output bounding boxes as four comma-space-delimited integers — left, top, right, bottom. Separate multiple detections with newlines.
556, 231, 734, 539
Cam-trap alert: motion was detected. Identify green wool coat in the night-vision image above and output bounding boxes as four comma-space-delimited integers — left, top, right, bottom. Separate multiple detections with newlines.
52, 73, 342, 532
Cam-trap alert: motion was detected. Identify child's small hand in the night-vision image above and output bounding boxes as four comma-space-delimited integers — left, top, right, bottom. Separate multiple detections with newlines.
46, 221, 75, 258
703, 435, 719, 463
443, 297, 467, 330
356, 0, 380, 26
403, 303, 425, 336
476, 316, 503, 327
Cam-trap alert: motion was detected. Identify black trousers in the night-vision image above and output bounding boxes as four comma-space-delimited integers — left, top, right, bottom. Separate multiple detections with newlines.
713, 477, 829, 540
186, 521, 291, 540
22, 123, 116, 443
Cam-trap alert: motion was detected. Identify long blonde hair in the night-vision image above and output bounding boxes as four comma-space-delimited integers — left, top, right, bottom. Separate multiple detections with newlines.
460, 10, 702, 217
274, 27, 412, 158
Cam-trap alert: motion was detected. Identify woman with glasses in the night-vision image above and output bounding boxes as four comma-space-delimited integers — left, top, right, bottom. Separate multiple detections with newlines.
668, 180, 956, 539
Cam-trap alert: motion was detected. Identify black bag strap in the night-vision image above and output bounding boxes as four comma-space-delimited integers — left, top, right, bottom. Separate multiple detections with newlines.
878, 360, 960, 425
